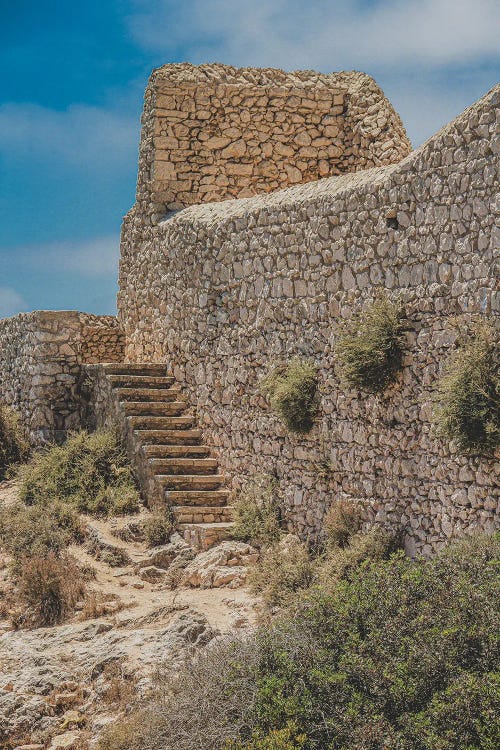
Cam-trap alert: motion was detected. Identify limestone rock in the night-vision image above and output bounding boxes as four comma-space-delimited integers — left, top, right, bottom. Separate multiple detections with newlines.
182, 541, 259, 588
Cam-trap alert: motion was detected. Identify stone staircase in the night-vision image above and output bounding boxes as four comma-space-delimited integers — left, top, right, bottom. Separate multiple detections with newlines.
90, 363, 234, 550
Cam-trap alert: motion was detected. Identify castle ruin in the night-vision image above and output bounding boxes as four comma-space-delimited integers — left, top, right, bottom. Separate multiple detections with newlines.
1, 64, 498, 555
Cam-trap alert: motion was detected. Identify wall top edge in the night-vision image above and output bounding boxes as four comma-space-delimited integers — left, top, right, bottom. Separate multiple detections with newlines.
0, 310, 120, 326
150, 63, 380, 92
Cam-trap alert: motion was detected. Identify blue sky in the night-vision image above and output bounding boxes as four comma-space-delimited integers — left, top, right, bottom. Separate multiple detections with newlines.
1, 0, 499, 318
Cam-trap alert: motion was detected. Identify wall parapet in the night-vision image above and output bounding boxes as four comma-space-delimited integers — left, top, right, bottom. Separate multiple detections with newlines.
134, 62, 411, 220
0, 311, 124, 444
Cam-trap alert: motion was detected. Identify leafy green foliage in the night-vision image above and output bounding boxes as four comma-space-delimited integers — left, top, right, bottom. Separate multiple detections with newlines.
18, 429, 140, 515
0, 403, 28, 480
335, 293, 405, 393
260, 358, 318, 433
0, 500, 84, 564
434, 323, 499, 453
225, 724, 307, 750
248, 534, 500, 749
232, 475, 281, 548
96, 534, 500, 750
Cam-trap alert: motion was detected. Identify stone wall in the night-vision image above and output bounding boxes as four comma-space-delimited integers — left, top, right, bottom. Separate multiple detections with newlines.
119, 84, 499, 555
0, 311, 124, 444
134, 63, 411, 218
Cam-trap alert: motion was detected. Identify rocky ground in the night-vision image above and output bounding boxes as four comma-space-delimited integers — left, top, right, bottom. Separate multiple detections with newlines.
0, 480, 259, 750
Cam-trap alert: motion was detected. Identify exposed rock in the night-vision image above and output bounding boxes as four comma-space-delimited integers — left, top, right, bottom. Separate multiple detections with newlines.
137, 533, 194, 571
182, 541, 259, 588
138, 565, 167, 581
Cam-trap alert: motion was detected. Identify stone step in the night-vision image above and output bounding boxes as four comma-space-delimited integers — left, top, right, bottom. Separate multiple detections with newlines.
109, 374, 175, 388
180, 522, 235, 551
162, 490, 231, 506
121, 400, 187, 416
101, 363, 168, 376
148, 457, 219, 475
158, 474, 226, 491
173, 506, 234, 524
142, 444, 212, 459
127, 415, 195, 430
115, 386, 183, 402
134, 429, 202, 445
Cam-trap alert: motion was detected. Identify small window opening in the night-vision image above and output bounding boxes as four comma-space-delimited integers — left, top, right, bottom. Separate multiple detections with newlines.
386, 215, 399, 229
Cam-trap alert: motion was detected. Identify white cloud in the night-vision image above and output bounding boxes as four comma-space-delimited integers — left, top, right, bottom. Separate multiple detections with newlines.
3, 235, 120, 278
129, 0, 500, 69
0, 103, 138, 171
0, 287, 28, 319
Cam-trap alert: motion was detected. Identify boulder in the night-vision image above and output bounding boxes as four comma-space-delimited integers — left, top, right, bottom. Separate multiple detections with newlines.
182, 541, 258, 588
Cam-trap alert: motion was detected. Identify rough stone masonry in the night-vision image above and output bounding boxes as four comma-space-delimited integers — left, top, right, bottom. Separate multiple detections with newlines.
0, 64, 497, 555
120, 66, 499, 556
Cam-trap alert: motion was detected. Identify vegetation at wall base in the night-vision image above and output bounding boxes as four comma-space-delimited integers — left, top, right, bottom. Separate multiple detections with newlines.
260, 358, 318, 434
98, 533, 500, 750
232, 475, 282, 548
18, 429, 140, 515
335, 293, 405, 393
143, 509, 174, 547
434, 323, 499, 453
0, 402, 29, 480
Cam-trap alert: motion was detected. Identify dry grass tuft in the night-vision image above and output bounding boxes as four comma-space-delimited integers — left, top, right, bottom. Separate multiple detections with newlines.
16, 552, 86, 627
232, 475, 281, 548
0, 403, 29, 480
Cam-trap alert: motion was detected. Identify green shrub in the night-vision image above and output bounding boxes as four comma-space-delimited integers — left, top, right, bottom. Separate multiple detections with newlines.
143, 510, 174, 547
226, 724, 307, 750
260, 358, 318, 434
323, 498, 362, 548
18, 429, 140, 515
335, 293, 405, 393
434, 323, 499, 453
314, 528, 400, 590
17, 552, 86, 627
248, 535, 314, 608
232, 476, 281, 548
0, 500, 84, 564
0, 403, 28, 480
247, 534, 500, 749
95, 534, 500, 750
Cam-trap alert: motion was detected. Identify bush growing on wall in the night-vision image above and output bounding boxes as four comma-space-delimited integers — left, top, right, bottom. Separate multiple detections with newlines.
260, 358, 318, 434
335, 293, 405, 393
434, 323, 499, 453
19, 429, 140, 515
0, 403, 28, 480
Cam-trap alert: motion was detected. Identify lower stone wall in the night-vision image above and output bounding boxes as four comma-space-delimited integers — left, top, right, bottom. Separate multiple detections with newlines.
0, 311, 124, 444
